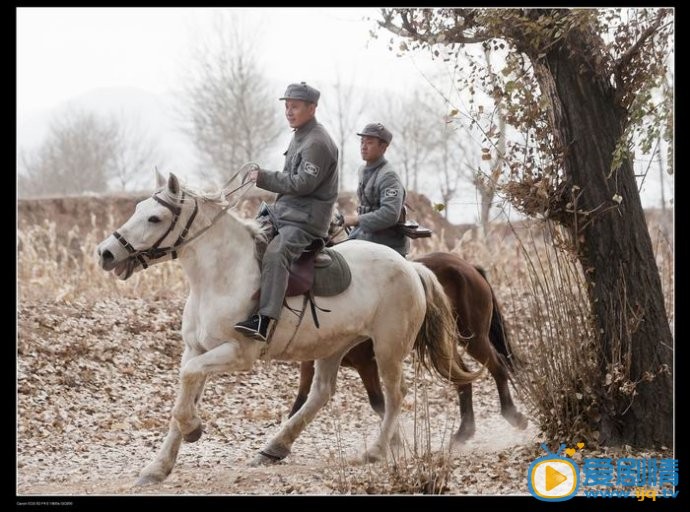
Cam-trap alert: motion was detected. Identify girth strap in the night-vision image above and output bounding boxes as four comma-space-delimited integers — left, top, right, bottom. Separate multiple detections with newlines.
283, 291, 331, 329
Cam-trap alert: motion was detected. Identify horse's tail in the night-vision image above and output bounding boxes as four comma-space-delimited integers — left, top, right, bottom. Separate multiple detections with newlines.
474, 265, 522, 372
413, 263, 482, 386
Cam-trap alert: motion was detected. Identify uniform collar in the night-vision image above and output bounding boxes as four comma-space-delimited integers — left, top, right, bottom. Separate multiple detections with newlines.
293, 117, 318, 141
364, 156, 387, 171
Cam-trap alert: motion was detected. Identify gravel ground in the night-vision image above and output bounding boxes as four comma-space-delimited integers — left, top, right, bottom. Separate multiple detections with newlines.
17, 297, 669, 498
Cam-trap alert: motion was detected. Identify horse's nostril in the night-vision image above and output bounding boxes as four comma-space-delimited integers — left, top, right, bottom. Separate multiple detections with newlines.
102, 249, 114, 263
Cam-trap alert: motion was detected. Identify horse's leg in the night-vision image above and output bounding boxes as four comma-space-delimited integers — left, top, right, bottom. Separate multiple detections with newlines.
473, 269, 528, 430
172, 342, 256, 440
289, 343, 402, 445
137, 347, 207, 485
251, 353, 342, 466
452, 354, 477, 444
466, 334, 528, 430
362, 346, 405, 463
288, 361, 315, 418
345, 341, 385, 416
291, 343, 385, 418
344, 340, 409, 446
495, 371, 528, 430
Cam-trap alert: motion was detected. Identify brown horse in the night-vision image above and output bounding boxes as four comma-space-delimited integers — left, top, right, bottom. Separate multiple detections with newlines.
288, 251, 528, 443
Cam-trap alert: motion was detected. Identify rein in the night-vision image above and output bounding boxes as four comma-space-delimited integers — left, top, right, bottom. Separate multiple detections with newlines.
326, 211, 351, 244
111, 179, 254, 268
329, 224, 351, 242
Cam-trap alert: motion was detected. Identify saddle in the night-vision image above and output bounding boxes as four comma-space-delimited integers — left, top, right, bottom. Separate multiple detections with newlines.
284, 239, 350, 297
253, 203, 352, 326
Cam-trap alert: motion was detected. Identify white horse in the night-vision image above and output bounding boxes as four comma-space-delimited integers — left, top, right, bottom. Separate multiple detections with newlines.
96, 172, 479, 485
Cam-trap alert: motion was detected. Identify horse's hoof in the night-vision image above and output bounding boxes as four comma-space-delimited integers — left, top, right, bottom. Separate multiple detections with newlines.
514, 414, 528, 430
452, 427, 476, 445
506, 412, 528, 430
362, 447, 384, 463
135, 474, 164, 486
183, 424, 203, 443
249, 451, 285, 467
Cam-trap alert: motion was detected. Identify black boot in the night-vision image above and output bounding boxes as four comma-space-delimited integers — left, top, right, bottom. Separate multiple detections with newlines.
234, 314, 273, 342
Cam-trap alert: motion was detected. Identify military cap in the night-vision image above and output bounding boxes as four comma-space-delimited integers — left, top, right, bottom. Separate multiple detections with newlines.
357, 123, 393, 144
279, 82, 320, 104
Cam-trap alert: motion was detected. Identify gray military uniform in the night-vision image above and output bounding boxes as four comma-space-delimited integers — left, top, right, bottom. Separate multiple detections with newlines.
255, 117, 339, 319
349, 156, 408, 256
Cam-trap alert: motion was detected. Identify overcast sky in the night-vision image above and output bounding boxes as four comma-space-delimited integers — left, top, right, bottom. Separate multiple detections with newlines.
16, 7, 673, 221
17, 7, 491, 221
17, 7, 436, 113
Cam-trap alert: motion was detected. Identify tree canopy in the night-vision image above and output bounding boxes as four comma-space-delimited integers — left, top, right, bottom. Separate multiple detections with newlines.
379, 8, 673, 223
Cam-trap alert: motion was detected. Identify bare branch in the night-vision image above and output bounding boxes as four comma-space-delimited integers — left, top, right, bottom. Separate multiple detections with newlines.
182, 12, 282, 185
378, 8, 491, 45
616, 9, 668, 74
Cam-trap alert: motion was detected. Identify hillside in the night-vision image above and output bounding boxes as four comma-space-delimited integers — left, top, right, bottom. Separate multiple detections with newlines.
17, 191, 672, 256
17, 190, 474, 252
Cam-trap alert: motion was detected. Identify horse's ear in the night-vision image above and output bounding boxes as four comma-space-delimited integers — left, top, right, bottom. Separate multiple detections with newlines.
168, 173, 180, 196
155, 168, 166, 189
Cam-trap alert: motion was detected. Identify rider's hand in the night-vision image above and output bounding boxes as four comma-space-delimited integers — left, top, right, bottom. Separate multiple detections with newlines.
343, 214, 359, 227
240, 162, 261, 184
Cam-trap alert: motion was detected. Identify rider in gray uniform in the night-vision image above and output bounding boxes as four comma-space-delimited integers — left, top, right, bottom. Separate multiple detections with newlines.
344, 123, 408, 257
235, 82, 339, 342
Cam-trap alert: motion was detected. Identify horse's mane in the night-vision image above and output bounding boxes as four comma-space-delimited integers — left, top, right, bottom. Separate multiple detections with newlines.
173, 182, 227, 204
229, 209, 268, 245
168, 181, 268, 247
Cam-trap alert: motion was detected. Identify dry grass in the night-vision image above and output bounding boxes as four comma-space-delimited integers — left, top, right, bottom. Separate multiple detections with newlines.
18, 215, 188, 303
504, 222, 601, 442
320, 360, 458, 494
383, 363, 455, 494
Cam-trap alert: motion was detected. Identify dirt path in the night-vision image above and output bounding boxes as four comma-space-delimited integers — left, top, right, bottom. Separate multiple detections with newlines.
15, 297, 604, 497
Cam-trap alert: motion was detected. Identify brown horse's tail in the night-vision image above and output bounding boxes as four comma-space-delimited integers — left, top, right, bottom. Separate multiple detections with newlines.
413, 263, 482, 386
474, 265, 522, 372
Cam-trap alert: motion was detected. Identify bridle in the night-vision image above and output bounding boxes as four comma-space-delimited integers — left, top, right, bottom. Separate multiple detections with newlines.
111, 180, 253, 270
112, 190, 199, 269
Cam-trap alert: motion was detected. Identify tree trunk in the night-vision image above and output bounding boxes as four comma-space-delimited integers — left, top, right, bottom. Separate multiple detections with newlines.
535, 42, 673, 448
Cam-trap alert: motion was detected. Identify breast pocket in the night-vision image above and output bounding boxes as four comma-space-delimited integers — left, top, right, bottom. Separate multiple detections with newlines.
291, 153, 303, 175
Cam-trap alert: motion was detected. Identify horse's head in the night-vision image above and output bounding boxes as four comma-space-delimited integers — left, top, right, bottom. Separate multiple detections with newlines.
96, 171, 195, 280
